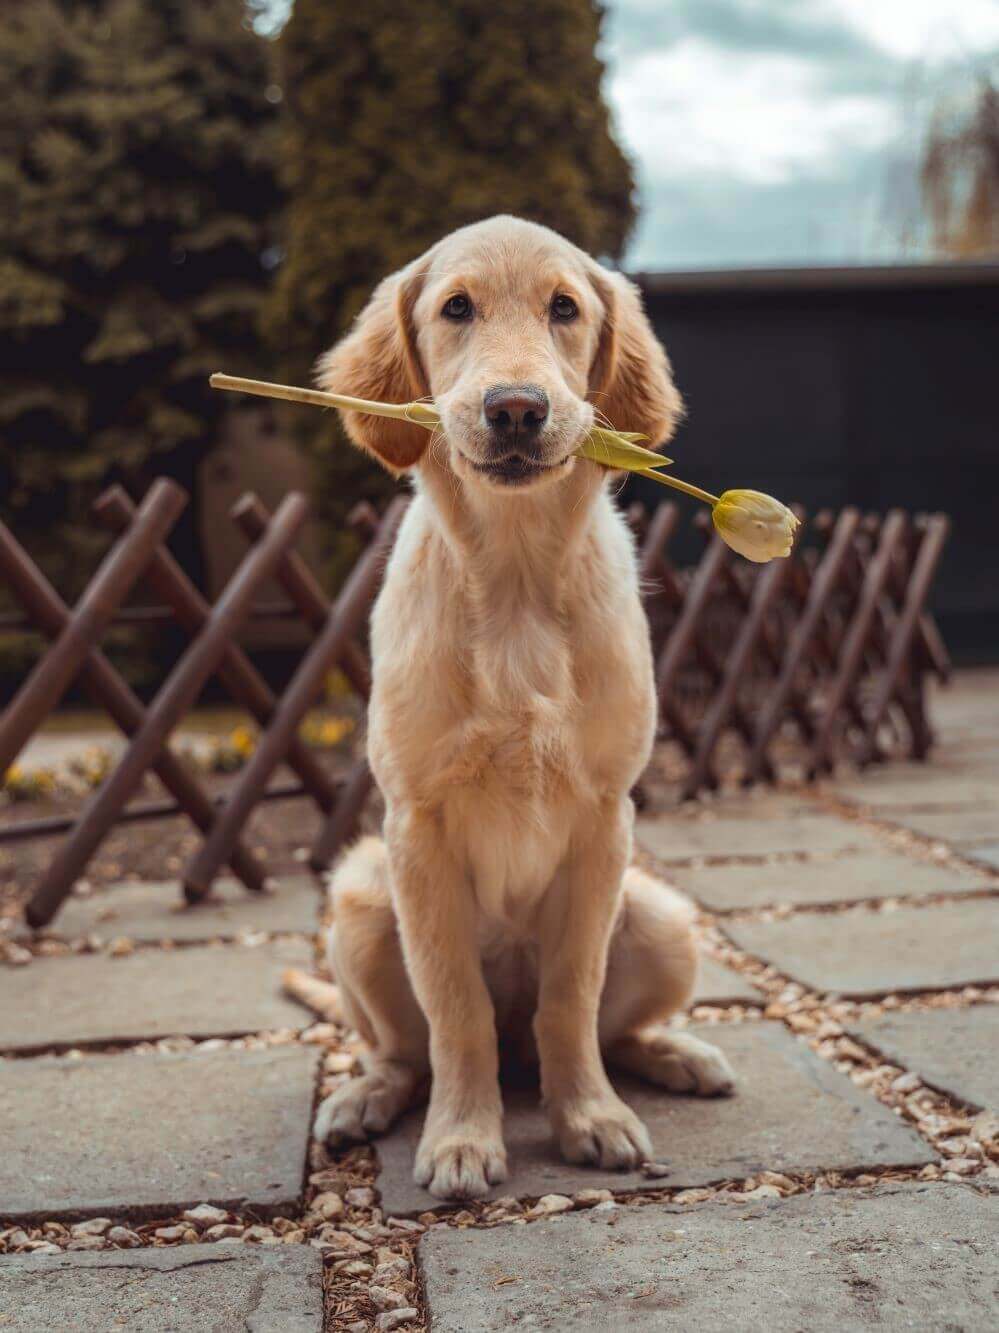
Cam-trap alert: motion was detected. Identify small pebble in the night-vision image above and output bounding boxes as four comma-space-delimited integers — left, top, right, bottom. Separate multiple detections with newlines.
376, 1310, 418, 1332
205, 1224, 244, 1240
71, 1218, 112, 1237
312, 1191, 345, 1220
107, 1227, 142, 1247
241, 1226, 275, 1243
315, 1228, 372, 1255
154, 1225, 188, 1242
182, 1204, 228, 1228
334, 1259, 373, 1277
373, 1258, 411, 1283
573, 1189, 613, 1208
527, 1194, 573, 1217
369, 1285, 408, 1312
345, 1186, 377, 1208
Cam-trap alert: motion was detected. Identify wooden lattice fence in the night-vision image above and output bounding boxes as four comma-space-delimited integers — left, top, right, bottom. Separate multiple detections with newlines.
0, 481, 949, 927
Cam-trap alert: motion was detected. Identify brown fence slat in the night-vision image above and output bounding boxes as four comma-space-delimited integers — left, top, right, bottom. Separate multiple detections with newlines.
182, 497, 408, 898
25, 492, 310, 927
808, 509, 909, 777
857, 513, 951, 764
0, 519, 267, 892
95, 486, 339, 816
0, 479, 187, 775
683, 509, 804, 798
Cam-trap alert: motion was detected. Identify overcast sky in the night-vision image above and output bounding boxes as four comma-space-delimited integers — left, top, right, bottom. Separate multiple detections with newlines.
260, 0, 999, 271
602, 0, 999, 269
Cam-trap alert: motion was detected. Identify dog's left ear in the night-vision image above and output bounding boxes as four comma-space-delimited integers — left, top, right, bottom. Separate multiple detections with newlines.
316, 258, 430, 472
587, 266, 684, 449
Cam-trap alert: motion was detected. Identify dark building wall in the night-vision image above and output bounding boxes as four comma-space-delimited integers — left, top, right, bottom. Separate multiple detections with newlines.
634, 266, 999, 664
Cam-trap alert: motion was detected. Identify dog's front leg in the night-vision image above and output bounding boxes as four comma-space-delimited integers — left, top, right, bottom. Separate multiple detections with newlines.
385, 809, 506, 1199
535, 797, 653, 1169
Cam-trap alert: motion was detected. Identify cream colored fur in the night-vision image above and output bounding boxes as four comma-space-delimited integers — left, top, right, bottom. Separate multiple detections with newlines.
295, 216, 734, 1200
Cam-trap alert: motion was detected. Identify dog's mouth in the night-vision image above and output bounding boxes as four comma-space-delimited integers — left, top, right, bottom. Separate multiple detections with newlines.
468, 454, 573, 487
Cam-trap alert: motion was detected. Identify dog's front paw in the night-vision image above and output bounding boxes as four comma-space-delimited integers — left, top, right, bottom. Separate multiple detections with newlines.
553, 1093, 653, 1169
414, 1127, 508, 1200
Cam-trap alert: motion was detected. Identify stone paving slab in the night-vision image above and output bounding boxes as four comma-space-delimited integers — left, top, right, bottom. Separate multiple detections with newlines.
966, 843, 999, 871
0, 938, 314, 1052
0, 1244, 323, 1332
831, 769, 999, 811
637, 812, 884, 864
374, 1022, 931, 1214
670, 850, 987, 911
849, 1006, 999, 1111
0, 1045, 318, 1220
886, 806, 999, 846
419, 1182, 998, 1332
726, 899, 999, 998
37, 875, 321, 943
692, 957, 761, 1005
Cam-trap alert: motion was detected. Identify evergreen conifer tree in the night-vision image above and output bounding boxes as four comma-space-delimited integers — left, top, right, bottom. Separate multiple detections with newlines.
0, 0, 281, 594
265, 0, 636, 577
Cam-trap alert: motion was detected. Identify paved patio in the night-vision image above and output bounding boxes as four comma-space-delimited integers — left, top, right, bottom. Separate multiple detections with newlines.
1, 670, 997, 1329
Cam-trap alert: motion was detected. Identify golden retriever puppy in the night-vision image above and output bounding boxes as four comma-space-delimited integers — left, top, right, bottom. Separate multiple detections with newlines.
296, 215, 734, 1200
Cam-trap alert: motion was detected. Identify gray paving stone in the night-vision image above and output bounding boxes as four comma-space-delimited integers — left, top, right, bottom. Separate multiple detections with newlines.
374, 1022, 931, 1214
966, 843, 999, 871
420, 1181, 998, 1332
849, 1006, 999, 1111
0, 1243, 323, 1332
692, 957, 761, 1005
670, 850, 987, 911
726, 899, 999, 997
0, 938, 314, 1052
0, 1045, 317, 1220
40, 875, 321, 943
637, 812, 883, 863
831, 768, 999, 811
886, 806, 998, 846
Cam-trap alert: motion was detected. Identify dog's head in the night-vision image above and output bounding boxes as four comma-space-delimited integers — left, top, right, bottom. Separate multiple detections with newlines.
318, 215, 682, 491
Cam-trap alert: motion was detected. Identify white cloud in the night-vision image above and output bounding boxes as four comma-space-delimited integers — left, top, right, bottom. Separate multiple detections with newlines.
822, 0, 999, 61
602, 0, 999, 266
610, 37, 899, 187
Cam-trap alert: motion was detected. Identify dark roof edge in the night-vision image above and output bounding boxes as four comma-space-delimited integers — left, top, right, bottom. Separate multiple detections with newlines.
631, 261, 999, 295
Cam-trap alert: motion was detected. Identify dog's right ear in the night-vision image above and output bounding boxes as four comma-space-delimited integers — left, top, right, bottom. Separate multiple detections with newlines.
316, 259, 429, 472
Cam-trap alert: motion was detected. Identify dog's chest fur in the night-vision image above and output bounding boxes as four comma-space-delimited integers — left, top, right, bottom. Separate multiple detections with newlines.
368, 486, 654, 933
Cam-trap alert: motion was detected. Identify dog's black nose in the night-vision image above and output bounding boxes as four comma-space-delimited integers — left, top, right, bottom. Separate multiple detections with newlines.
483, 385, 549, 437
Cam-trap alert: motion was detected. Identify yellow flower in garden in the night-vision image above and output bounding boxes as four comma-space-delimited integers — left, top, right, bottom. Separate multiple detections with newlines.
230, 725, 256, 757
711, 490, 800, 563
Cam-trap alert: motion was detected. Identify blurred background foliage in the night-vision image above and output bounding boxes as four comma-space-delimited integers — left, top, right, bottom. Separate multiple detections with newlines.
0, 0, 282, 601
263, 0, 636, 583
0, 0, 996, 692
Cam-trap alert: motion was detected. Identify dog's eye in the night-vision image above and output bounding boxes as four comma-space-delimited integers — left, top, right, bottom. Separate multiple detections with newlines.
441, 294, 473, 321
551, 293, 578, 322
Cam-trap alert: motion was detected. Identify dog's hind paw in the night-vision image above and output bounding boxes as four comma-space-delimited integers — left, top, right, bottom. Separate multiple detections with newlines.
413, 1129, 507, 1200
314, 1065, 416, 1145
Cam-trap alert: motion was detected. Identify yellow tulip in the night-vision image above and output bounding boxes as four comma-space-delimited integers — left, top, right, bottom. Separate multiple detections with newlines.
711, 490, 800, 562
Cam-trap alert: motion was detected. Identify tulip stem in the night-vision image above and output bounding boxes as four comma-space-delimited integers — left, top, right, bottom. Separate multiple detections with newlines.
637, 468, 720, 507
209, 373, 436, 425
